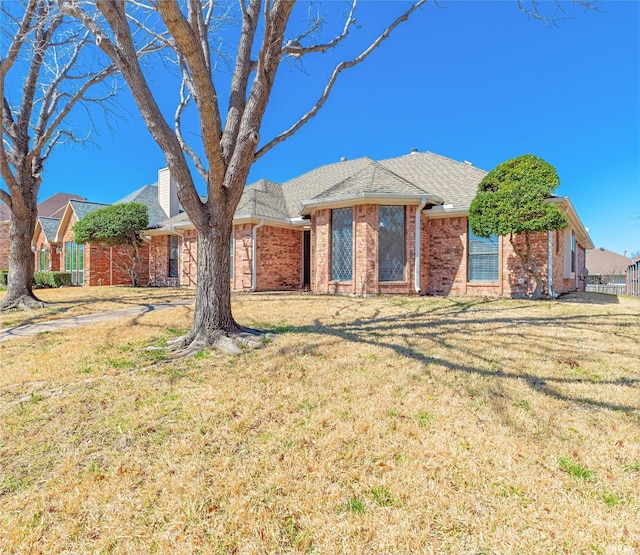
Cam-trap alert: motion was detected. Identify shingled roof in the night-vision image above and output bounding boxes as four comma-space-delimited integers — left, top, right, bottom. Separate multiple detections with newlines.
38, 217, 61, 242
305, 159, 443, 205
146, 151, 490, 232
236, 179, 289, 220
115, 184, 169, 226
586, 248, 633, 276
1, 192, 86, 222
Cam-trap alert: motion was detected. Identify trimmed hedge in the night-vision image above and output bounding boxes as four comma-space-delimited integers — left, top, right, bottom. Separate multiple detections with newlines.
34, 271, 72, 288
0, 270, 7, 286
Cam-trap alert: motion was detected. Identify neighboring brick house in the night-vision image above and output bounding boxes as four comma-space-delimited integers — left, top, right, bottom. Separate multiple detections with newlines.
39, 185, 170, 286
146, 151, 593, 298
33, 217, 63, 272
1, 192, 85, 270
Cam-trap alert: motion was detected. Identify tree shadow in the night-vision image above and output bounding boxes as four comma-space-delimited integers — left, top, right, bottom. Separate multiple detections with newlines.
283, 302, 639, 415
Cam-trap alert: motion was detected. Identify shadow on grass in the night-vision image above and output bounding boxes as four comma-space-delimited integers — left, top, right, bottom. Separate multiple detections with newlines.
282, 300, 639, 415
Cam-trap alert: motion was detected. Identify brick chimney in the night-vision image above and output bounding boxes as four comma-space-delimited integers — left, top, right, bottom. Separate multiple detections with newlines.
158, 167, 179, 218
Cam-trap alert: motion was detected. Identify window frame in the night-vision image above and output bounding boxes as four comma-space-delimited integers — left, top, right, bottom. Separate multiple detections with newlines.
331, 207, 353, 282
467, 225, 499, 283
378, 205, 406, 282
168, 235, 179, 278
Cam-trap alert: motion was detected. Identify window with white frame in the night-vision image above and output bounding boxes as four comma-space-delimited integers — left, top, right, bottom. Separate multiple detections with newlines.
468, 225, 499, 282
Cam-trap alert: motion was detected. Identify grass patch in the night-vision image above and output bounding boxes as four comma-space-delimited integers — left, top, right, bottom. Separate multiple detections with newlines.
559, 457, 594, 480
0, 292, 638, 553
342, 496, 366, 515
370, 486, 397, 507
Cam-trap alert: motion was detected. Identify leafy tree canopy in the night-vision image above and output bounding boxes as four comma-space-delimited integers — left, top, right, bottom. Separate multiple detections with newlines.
73, 203, 149, 247
469, 154, 568, 238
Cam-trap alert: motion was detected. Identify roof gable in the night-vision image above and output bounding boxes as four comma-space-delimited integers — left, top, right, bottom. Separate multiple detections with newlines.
309, 160, 432, 202
38, 217, 61, 242
380, 151, 487, 208
53, 199, 110, 243
115, 184, 169, 226
235, 179, 288, 220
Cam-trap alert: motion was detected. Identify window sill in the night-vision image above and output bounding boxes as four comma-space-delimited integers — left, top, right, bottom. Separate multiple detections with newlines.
467, 281, 499, 286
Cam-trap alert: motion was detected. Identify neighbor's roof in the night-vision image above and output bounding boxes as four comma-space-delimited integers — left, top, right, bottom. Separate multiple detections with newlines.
1, 192, 86, 222
38, 192, 87, 218
586, 248, 633, 276
115, 184, 168, 226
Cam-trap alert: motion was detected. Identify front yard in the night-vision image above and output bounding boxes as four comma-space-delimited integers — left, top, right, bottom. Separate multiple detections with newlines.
1, 290, 639, 553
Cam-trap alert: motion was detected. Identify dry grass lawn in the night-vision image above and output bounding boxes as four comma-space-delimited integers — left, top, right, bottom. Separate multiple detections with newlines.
1, 289, 639, 554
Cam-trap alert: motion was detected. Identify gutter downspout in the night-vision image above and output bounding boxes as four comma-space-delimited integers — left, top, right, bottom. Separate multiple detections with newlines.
547, 231, 554, 299
250, 219, 264, 292
414, 197, 428, 293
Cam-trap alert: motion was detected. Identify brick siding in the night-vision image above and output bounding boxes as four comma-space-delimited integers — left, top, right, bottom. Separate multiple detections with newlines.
58, 212, 150, 286
0, 222, 9, 270
254, 225, 303, 291
145, 210, 589, 299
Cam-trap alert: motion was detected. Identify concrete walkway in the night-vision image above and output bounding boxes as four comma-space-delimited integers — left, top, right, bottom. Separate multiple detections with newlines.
0, 300, 193, 343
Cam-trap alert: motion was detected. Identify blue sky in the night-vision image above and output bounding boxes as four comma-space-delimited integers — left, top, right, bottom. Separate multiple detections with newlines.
22, 1, 640, 255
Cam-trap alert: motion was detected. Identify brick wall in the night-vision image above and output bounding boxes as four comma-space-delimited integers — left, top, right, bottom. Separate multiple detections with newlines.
502, 232, 549, 297
312, 210, 331, 293
254, 225, 303, 291
58, 212, 150, 286
181, 230, 198, 287
0, 222, 8, 270
423, 217, 559, 298
312, 205, 415, 295
549, 228, 586, 295
424, 216, 467, 295
233, 224, 253, 291
149, 236, 180, 287
85, 244, 150, 286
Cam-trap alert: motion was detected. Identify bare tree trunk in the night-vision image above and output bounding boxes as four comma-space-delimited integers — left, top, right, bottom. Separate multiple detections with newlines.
510, 232, 544, 300
0, 196, 44, 310
175, 216, 256, 354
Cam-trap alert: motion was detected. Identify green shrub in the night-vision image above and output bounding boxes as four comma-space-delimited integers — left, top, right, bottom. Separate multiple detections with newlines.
0, 270, 7, 286
34, 271, 72, 288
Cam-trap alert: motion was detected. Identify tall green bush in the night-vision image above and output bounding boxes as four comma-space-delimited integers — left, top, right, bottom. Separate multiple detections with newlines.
34, 272, 72, 288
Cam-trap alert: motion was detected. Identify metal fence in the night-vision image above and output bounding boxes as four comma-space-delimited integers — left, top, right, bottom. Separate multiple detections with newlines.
628, 261, 640, 298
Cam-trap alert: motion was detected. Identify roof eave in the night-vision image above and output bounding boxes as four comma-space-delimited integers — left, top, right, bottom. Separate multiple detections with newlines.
424, 204, 469, 219
548, 197, 594, 250
299, 193, 444, 216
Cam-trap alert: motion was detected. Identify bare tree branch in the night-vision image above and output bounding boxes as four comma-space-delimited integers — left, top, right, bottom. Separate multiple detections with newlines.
282, 0, 357, 58
175, 71, 208, 181
518, 0, 602, 26
221, 0, 261, 163
156, 0, 225, 192
256, 0, 427, 160
0, 0, 39, 79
